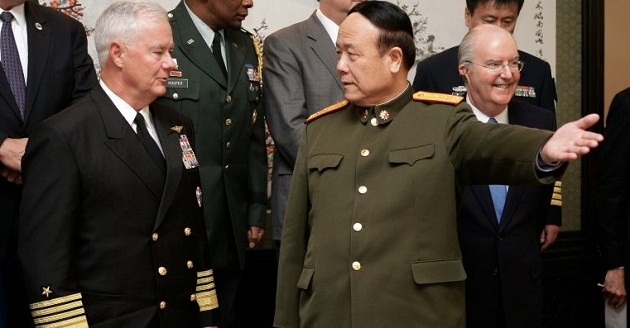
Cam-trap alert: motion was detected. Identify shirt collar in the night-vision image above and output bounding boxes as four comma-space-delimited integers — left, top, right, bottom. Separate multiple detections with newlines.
184, 0, 220, 50
3, 3, 25, 28
356, 84, 414, 125
315, 8, 339, 45
465, 94, 509, 124
100, 80, 149, 128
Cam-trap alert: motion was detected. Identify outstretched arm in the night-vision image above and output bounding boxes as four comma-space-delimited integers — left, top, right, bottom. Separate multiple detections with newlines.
540, 114, 602, 164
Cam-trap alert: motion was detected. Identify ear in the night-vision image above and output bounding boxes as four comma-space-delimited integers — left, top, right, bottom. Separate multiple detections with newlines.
464, 7, 472, 29
109, 41, 125, 68
387, 46, 403, 73
458, 63, 469, 83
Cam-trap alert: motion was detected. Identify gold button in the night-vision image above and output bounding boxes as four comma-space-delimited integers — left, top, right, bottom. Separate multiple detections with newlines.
190, 294, 196, 302
370, 118, 378, 126
172, 93, 179, 99
225, 118, 232, 126
159, 301, 166, 309
158, 267, 167, 276
360, 149, 370, 157
184, 227, 191, 236
187, 261, 194, 269
152, 233, 159, 241
226, 142, 231, 149
358, 186, 367, 194
352, 261, 361, 271
353, 223, 363, 232
226, 95, 232, 103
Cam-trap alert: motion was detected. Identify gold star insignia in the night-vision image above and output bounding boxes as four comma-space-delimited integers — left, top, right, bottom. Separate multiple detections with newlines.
41, 286, 53, 298
170, 125, 183, 133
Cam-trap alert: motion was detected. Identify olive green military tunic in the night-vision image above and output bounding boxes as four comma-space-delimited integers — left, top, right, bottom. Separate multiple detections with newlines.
274, 86, 557, 328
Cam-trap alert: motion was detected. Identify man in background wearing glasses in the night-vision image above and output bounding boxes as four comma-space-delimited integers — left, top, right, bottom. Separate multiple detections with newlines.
455, 24, 558, 328
413, 0, 556, 112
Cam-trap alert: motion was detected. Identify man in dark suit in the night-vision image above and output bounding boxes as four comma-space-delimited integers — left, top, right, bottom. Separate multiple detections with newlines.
0, 0, 96, 325
156, 0, 267, 326
412, 0, 556, 112
275, 2, 601, 327
456, 24, 559, 328
18, 2, 218, 327
263, 0, 354, 247
596, 87, 630, 326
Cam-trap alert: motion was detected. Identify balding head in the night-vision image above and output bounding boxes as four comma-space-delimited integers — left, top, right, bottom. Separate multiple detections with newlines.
457, 24, 521, 117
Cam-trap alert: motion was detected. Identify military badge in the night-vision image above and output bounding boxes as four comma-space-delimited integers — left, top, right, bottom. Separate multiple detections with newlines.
452, 85, 467, 96
245, 64, 259, 82
196, 186, 202, 208
170, 125, 183, 133
379, 110, 390, 121
179, 134, 199, 169
41, 286, 53, 298
515, 85, 536, 98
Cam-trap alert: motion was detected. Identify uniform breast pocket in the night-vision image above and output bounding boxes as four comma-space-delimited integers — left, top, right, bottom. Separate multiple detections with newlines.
307, 154, 344, 198
388, 144, 435, 166
164, 78, 200, 102
307, 154, 344, 173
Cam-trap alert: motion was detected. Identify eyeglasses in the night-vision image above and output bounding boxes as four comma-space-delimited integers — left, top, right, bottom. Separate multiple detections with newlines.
464, 60, 524, 73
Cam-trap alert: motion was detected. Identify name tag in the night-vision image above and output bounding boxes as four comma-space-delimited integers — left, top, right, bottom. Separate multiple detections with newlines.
167, 78, 189, 89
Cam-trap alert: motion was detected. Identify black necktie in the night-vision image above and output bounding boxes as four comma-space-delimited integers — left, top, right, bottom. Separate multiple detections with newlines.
134, 112, 166, 174
212, 31, 227, 78
1, 12, 26, 117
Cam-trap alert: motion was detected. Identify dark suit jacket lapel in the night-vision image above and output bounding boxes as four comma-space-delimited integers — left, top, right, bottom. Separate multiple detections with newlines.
498, 104, 531, 230
470, 185, 500, 229
306, 13, 342, 90
152, 103, 183, 229
499, 186, 524, 230
0, 65, 21, 120
170, 2, 227, 88
24, 1, 49, 122
95, 87, 164, 199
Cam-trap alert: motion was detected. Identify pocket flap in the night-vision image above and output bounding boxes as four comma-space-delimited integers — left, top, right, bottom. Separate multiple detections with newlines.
297, 268, 315, 290
411, 258, 466, 284
165, 78, 199, 101
389, 145, 434, 166
307, 154, 344, 172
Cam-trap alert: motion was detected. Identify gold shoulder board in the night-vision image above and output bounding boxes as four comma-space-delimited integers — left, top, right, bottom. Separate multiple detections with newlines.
306, 99, 349, 124
413, 91, 464, 105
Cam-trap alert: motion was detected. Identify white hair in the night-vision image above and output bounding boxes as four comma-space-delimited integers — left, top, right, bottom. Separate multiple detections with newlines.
94, 1, 168, 65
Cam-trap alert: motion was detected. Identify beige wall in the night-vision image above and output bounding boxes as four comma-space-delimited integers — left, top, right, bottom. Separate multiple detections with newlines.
604, 0, 630, 116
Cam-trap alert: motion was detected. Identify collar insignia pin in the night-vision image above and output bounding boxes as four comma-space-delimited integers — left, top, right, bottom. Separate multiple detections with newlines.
379, 110, 390, 121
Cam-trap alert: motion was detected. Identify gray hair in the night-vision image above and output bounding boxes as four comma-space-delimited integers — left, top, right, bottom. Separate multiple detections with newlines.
94, 1, 168, 65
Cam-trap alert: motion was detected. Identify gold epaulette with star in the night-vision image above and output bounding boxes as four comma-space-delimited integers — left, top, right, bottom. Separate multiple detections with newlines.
306, 99, 349, 124
195, 269, 219, 312
30, 292, 89, 327
413, 91, 464, 105
550, 180, 562, 206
